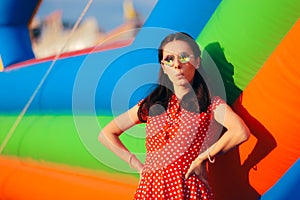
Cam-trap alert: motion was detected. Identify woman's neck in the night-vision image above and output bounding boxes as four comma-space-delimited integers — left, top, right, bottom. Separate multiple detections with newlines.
173, 84, 192, 101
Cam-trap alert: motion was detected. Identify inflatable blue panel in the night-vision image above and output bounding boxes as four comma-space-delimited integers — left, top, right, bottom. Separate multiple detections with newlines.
261, 159, 300, 200
0, 0, 221, 113
0, 0, 39, 67
0, 26, 35, 66
140, 0, 222, 39
0, 0, 40, 25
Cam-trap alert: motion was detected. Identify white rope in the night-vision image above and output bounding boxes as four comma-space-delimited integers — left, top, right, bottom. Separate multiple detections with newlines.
0, 0, 94, 154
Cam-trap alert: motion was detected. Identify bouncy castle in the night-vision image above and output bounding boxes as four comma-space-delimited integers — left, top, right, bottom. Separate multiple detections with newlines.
0, 0, 299, 199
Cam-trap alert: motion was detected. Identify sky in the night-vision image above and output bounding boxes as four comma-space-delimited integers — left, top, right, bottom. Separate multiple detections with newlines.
35, 0, 158, 32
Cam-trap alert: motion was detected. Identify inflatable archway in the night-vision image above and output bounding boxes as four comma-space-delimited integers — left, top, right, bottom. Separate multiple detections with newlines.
0, 0, 37, 68
0, 0, 299, 199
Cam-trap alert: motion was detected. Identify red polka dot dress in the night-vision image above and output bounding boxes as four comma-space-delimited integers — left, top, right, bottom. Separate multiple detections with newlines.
134, 95, 224, 200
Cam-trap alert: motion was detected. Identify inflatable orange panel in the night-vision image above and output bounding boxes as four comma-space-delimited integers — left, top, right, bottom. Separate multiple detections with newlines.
0, 156, 138, 200
235, 19, 300, 194
208, 20, 300, 200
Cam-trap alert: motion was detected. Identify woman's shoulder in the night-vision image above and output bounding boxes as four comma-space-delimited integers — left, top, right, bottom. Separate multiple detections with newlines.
207, 96, 226, 113
211, 96, 226, 104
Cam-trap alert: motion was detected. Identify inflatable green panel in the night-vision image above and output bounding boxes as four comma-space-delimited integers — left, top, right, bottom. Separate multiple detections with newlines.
0, 114, 145, 175
197, 0, 300, 103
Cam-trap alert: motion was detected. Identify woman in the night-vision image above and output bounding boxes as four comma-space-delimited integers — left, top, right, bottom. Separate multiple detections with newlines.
98, 32, 250, 199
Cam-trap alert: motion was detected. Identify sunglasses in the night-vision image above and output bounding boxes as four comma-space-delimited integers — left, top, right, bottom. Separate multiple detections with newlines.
161, 52, 194, 67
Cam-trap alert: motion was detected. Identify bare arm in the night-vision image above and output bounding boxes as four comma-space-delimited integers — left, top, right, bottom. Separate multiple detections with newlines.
98, 104, 144, 172
205, 103, 250, 157
186, 102, 250, 179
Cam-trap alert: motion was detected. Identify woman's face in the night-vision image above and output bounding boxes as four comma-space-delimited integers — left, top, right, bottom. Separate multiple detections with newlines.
161, 40, 200, 87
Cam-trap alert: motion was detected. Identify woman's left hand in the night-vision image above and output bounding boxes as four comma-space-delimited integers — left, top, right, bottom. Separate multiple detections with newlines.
185, 157, 209, 187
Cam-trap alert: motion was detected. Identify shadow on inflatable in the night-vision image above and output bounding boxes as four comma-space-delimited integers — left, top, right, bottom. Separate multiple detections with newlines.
204, 42, 277, 199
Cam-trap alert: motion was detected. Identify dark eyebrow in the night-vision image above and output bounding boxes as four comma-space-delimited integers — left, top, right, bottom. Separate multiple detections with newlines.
164, 51, 191, 56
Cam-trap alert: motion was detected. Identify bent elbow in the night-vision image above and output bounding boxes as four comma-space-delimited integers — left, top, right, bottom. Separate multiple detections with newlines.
239, 126, 250, 143
230, 124, 250, 146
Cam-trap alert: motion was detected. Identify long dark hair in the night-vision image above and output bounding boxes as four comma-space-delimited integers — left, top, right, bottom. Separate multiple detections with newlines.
138, 32, 211, 122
